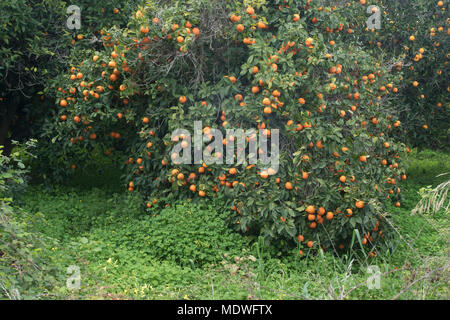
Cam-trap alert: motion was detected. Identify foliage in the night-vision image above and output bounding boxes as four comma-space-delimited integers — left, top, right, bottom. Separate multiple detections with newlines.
0, 143, 65, 299
0, 203, 66, 299
44, 0, 412, 254
138, 200, 250, 266
0, 140, 36, 199
359, 0, 449, 148
0, 0, 143, 155
16, 150, 450, 299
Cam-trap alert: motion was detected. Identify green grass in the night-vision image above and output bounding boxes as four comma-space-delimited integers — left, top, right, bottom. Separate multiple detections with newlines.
11, 149, 450, 300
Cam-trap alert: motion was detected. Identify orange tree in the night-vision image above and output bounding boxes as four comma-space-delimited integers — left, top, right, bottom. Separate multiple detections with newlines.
46, 0, 409, 255
357, 0, 449, 148
0, 0, 141, 157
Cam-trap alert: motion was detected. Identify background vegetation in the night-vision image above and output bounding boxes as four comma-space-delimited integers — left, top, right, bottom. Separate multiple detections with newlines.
0, 0, 448, 300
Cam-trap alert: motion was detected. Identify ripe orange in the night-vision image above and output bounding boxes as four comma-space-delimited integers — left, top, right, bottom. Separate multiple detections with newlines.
179, 96, 187, 104
305, 205, 315, 214
263, 106, 272, 114
230, 15, 241, 22
260, 171, 269, 179
302, 171, 308, 180
355, 200, 365, 209
246, 7, 255, 15
285, 182, 293, 190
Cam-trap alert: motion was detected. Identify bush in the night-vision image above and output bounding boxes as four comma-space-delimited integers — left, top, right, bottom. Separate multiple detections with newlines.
0, 140, 36, 200
0, 144, 64, 299
0, 203, 65, 299
83, 200, 250, 267
144, 201, 250, 266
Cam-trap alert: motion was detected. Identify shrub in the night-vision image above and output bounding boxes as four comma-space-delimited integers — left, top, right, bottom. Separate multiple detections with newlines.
143, 201, 250, 266
0, 144, 64, 299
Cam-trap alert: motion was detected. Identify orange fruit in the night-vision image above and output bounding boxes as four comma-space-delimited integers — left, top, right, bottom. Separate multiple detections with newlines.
260, 171, 269, 179
302, 171, 308, 180
306, 205, 315, 214
355, 201, 365, 209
